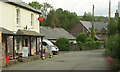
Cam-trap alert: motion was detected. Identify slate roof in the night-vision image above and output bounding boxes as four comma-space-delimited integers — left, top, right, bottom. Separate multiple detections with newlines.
41, 27, 75, 40
80, 20, 108, 33
16, 29, 44, 37
0, 27, 15, 35
0, 0, 41, 14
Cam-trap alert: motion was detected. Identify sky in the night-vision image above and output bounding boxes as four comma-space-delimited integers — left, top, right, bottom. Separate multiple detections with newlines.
23, 0, 120, 17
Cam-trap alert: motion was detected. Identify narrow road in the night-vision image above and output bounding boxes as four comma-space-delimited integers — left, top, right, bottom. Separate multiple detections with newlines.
3, 50, 111, 70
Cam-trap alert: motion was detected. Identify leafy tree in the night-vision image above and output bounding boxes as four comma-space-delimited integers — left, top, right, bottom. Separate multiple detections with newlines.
118, 17, 120, 34
44, 9, 59, 27
29, 1, 53, 19
29, 1, 42, 9
41, 2, 53, 19
82, 12, 92, 21
107, 19, 118, 36
91, 25, 95, 40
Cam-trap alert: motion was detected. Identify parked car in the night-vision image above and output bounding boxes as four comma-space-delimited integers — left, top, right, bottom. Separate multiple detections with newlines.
39, 39, 59, 55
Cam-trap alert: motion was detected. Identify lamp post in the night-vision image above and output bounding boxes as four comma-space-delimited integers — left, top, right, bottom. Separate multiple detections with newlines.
38, 16, 44, 56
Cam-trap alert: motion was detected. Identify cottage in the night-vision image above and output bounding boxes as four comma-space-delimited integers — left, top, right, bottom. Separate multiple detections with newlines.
70, 20, 108, 41
0, 0, 44, 66
41, 26, 76, 43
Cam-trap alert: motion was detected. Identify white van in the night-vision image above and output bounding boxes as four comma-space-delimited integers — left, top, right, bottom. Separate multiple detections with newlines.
39, 39, 59, 55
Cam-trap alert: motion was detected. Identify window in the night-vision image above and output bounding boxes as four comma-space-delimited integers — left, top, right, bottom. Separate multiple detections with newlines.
31, 14, 34, 27
16, 9, 20, 24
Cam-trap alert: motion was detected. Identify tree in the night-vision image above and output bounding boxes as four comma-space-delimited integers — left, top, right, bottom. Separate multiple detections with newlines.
29, 1, 42, 10
107, 19, 118, 36
29, 1, 53, 19
41, 2, 53, 19
91, 25, 95, 40
118, 17, 120, 34
44, 9, 59, 27
82, 12, 92, 21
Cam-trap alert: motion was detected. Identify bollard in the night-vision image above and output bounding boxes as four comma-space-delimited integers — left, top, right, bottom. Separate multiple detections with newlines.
49, 53, 53, 58
42, 54, 45, 60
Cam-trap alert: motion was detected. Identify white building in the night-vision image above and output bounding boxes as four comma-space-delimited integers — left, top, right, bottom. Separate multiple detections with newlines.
0, 0, 44, 66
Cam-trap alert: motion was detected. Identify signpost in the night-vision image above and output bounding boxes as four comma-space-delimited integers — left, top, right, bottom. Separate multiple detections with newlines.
22, 47, 28, 57
38, 17, 44, 57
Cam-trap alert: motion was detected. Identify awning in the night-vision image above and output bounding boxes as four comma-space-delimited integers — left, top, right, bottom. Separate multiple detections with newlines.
16, 29, 44, 37
0, 27, 15, 36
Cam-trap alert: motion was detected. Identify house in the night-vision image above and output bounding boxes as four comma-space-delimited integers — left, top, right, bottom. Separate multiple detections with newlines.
0, 0, 44, 66
41, 26, 76, 43
70, 20, 108, 41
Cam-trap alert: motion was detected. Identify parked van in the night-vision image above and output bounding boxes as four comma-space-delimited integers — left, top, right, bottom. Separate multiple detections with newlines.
39, 39, 59, 55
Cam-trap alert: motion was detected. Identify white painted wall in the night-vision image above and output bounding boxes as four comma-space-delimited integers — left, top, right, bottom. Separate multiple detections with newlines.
1, 2, 40, 33
0, 1, 2, 27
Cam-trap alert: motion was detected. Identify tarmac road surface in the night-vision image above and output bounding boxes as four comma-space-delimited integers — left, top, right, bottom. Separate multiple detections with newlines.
3, 50, 111, 70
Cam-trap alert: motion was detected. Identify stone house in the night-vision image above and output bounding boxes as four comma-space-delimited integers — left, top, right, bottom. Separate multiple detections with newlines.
70, 20, 108, 41
0, 0, 44, 66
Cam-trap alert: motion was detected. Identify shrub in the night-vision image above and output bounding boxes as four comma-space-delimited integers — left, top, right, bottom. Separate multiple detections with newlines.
56, 37, 70, 51
85, 38, 94, 42
84, 41, 104, 50
105, 34, 120, 59
112, 59, 120, 70
77, 41, 83, 51
76, 33, 87, 43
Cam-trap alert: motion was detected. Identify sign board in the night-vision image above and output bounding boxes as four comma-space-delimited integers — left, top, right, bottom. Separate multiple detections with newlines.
22, 47, 28, 57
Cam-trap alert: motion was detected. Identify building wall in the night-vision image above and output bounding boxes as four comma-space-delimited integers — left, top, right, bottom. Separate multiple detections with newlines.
0, 2, 2, 27
70, 21, 89, 37
1, 2, 40, 33
96, 33, 106, 41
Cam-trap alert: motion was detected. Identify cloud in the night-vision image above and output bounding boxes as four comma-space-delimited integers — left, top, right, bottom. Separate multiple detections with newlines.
23, 0, 120, 17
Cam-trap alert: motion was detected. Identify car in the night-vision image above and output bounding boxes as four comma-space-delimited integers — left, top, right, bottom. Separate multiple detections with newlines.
39, 39, 59, 55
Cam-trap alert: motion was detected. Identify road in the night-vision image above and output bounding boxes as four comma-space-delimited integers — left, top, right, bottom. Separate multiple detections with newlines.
3, 50, 111, 70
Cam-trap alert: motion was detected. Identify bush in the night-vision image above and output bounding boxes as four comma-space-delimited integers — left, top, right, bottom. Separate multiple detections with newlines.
84, 41, 104, 50
112, 59, 120, 70
77, 41, 83, 51
56, 37, 70, 51
85, 38, 94, 42
76, 33, 87, 43
105, 34, 120, 59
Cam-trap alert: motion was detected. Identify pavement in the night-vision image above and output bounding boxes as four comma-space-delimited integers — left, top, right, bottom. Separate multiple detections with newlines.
3, 49, 111, 70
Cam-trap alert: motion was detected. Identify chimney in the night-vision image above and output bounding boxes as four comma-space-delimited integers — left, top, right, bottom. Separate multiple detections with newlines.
115, 10, 119, 17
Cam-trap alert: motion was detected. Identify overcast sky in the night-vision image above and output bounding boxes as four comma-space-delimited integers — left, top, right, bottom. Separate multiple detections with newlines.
23, 0, 120, 17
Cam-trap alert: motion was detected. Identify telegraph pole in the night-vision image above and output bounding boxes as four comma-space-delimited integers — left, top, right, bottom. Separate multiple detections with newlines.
92, 5, 95, 25
108, 0, 111, 22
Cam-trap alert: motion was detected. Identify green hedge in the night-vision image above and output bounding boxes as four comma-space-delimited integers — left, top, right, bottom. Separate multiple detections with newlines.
77, 41, 104, 51
84, 41, 104, 50
56, 37, 70, 51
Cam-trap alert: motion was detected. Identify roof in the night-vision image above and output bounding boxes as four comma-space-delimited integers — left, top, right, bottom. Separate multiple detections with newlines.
95, 35, 102, 40
0, 0, 41, 14
0, 27, 15, 35
16, 29, 44, 37
41, 27, 75, 40
80, 20, 108, 33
